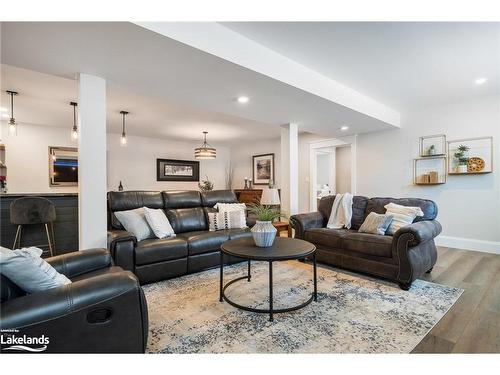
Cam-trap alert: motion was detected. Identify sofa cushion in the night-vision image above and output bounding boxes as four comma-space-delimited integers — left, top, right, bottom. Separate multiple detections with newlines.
365, 197, 437, 222
224, 228, 252, 240
108, 191, 163, 229
340, 232, 393, 258
201, 190, 238, 207
318, 195, 369, 230
162, 191, 201, 208
177, 231, 230, 256
166, 207, 207, 233
304, 228, 351, 248
135, 238, 188, 265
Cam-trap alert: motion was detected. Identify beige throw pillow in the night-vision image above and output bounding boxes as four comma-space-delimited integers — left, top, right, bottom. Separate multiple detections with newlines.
208, 211, 247, 231
384, 203, 424, 235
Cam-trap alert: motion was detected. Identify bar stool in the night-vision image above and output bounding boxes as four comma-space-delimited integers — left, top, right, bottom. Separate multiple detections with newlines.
10, 196, 57, 256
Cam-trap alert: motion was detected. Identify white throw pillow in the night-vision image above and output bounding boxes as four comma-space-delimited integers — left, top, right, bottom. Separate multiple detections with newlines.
114, 207, 154, 241
214, 203, 247, 213
208, 211, 248, 231
0, 246, 71, 293
384, 203, 424, 235
358, 212, 394, 235
144, 207, 176, 239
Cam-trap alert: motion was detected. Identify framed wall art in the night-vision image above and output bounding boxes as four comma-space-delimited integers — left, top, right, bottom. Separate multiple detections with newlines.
252, 153, 275, 185
156, 159, 200, 182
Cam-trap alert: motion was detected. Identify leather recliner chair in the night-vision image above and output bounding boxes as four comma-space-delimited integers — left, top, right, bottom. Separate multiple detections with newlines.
107, 190, 252, 285
0, 248, 148, 353
290, 196, 442, 290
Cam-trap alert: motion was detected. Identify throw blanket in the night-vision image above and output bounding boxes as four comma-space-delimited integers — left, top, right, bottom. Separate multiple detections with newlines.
326, 193, 354, 229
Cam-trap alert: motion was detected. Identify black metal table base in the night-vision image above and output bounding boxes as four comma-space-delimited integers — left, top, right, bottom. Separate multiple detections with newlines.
219, 255, 317, 322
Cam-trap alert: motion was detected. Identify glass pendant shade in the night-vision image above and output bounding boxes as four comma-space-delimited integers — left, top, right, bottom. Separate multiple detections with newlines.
6, 91, 18, 135
194, 131, 216, 159
120, 111, 128, 147
70, 102, 78, 141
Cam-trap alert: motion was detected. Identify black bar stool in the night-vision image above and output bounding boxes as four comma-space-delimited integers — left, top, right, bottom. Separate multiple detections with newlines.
10, 196, 57, 256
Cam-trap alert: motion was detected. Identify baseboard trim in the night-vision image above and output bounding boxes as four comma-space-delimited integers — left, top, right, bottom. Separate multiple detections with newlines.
436, 235, 500, 255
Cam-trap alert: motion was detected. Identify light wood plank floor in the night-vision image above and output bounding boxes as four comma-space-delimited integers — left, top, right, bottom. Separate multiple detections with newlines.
412, 246, 500, 353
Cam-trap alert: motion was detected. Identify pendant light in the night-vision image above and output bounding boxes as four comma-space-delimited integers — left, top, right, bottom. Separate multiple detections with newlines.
194, 131, 216, 159
120, 111, 128, 146
6, 91, 18, 135
70, 101, 78, 141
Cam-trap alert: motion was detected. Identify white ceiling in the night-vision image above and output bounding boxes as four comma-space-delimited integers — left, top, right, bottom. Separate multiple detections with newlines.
0, 22, 396, 140
0, 64, 280, 144
222, 22, 500, 111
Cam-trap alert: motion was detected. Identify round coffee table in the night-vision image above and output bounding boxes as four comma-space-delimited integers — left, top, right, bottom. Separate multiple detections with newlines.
219, 237, 317, 321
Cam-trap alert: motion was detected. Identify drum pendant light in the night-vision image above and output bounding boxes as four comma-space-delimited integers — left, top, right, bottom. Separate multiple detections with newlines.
194, 131, 216, 159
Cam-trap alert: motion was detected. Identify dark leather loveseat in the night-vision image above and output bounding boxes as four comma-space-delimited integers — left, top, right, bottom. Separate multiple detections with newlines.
0, 248, 148, 353
290, 195, 442, 290
107, 190, 252, 284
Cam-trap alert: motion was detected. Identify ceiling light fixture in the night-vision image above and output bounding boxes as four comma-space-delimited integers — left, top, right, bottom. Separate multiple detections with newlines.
475, 77, 487, 85
340, 125, 349, 131
70, 102, 78, 141
237, 96, 249, 104
120, 111, 129, 146
6, 90, 18, 135
194, 131, 216, 159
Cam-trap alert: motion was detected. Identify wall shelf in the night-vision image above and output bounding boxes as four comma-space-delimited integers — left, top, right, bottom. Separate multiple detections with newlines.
448, 171, 492, 175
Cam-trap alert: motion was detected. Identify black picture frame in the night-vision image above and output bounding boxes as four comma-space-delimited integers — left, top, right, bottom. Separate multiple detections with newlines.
252, 153, 275, 185
156, 159, 200, 182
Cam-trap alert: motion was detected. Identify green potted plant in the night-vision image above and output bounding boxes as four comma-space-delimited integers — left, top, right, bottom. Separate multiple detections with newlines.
428, 144, 436, 155
247, 204, 287, 247
454, 145, 470, 173
198, 175, 214, 192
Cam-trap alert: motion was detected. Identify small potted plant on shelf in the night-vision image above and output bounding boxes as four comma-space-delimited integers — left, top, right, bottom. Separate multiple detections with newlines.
454, 145, 470, 173
198, 175, 214, 192
428, 144, 436, 155
247, 204, 287, 247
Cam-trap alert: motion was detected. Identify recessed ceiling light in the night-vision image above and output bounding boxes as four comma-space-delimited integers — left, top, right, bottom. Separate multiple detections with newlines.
475, 77, 487, 85
340, 125, 349, 131
237, 96, 249, 104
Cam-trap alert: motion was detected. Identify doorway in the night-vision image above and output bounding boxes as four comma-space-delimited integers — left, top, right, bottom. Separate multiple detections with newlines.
309, 136, 357, 211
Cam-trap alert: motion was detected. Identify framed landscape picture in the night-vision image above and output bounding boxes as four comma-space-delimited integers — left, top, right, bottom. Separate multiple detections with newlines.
253, 153, 275, 185
157, 159, 200, 182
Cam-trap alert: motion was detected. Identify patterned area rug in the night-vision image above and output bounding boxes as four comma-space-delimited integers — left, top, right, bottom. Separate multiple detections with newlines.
143, 260, 462, 353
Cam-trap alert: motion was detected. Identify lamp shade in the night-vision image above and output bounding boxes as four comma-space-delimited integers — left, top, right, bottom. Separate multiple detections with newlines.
260, 188, 280, 205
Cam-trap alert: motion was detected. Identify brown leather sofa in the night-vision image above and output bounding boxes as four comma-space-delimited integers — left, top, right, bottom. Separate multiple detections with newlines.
290, 195, 442, 290
107, 190, 251, 284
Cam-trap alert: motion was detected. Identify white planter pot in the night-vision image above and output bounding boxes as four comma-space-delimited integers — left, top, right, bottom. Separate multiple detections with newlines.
251, 220, 277, 247
458, 164, 468, 173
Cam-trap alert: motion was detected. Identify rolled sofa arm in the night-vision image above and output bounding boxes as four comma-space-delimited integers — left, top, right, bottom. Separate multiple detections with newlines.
47, 248, 112, 278
289, 212, 324, 239
107, 230, 136, 272
393, 220, 442, 247
0, 272, 148, 353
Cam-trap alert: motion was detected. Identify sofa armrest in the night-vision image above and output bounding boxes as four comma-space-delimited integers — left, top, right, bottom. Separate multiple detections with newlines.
47, 248, 112, 278
393, 220, 442, 247
289, 212, 324, 239
107, 230, 136, 272
0, 271, 148, 353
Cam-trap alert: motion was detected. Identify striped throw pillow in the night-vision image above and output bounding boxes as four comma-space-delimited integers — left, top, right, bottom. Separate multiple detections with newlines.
384, 203, 424, 235
358, 212, 394, 235
208, 211, 247, 231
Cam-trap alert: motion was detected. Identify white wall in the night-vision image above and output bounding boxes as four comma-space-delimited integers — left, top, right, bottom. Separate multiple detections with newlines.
1, 121, 79, 193
356, 95, 500, 249
106, 133, 230, 191
1, 122, 230, 194
335, 146, 352, 193
316, 153, 330, 186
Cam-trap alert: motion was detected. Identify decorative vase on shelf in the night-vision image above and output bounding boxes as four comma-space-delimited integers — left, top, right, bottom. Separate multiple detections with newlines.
251, 220, 277, 248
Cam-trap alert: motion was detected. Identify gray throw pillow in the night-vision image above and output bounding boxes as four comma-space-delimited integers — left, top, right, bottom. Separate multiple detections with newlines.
358, 212, 394, 235
114, 207, 154, 241
0, 246, 71, 293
